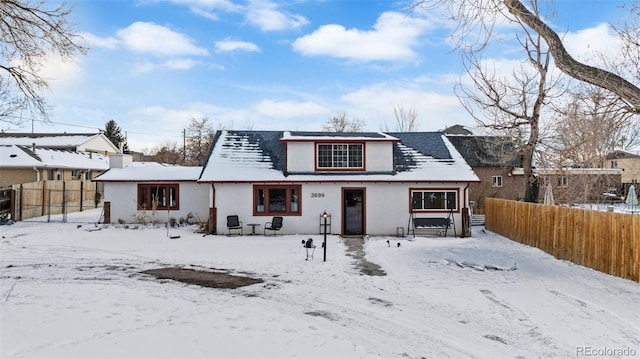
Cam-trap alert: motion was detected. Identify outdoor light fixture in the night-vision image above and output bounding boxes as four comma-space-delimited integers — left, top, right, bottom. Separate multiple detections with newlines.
322, 211, 328, 262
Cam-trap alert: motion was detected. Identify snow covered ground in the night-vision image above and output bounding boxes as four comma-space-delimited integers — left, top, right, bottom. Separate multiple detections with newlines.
1, 209, 638, 358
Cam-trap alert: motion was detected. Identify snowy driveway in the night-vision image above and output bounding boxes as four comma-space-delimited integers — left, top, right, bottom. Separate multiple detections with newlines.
1, 212, 638, 358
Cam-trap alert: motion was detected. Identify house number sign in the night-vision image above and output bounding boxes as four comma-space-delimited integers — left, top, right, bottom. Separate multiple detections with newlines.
311, 193, 325, 198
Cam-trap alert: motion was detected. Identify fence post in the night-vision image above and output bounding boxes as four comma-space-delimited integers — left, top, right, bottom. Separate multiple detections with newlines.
47, 189, 51, 222
80, 180, 84, 212
62, 181, 67, 223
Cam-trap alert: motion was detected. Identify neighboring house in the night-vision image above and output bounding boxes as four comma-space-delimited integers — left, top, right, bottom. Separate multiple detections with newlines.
605, 150, 640, 195
535, 168, 623, 204
0, 144, 110, 187
93, 154, 208, 225
445, 134, 524, 212
0, 132, 119, 155
198, 130, 479, 237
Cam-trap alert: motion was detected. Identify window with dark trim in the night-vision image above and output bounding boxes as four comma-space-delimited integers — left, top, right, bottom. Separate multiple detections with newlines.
411, 189, 457, 212
137, 184, 179, 210
254, 185, 301, 216
317, 143, 363, 169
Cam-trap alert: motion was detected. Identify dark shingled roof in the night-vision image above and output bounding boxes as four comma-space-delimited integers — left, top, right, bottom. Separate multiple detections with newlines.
446, 135, 522, 167
207, 130, 463, 176
208, 130, 286, 171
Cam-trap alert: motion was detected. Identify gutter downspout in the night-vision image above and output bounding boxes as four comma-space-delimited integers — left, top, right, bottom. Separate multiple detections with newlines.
33, 167, 40, 182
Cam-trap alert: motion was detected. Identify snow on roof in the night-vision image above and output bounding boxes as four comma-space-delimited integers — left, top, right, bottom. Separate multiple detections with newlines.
0, 145, 110, 170
94, 163, 203, 182
200, 130, 479, 183
282, 131, 399, 141
0, 133, 99, 148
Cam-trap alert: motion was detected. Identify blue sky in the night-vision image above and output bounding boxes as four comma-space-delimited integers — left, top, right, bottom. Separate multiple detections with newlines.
16, 0, 632, 152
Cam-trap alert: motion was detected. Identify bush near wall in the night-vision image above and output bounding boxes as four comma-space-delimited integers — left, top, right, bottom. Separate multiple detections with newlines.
485, 198, 639, 282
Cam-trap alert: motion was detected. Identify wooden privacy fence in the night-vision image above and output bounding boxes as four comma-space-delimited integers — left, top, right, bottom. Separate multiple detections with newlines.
8, 180, 102, 221
485, 198, 639, 282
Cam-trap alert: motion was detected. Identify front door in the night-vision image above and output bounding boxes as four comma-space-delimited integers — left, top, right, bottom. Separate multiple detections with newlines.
343, 188, 365, 235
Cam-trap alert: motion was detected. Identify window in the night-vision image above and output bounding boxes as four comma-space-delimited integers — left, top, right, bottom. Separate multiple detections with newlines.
411, 189, 457, 212
557, 176, 568, 188
47, 169, 55, 181
137, 184, 179, 210
492, 176, 503, 187
254, 185, 301, 215
611, 160, 618, 168
317, 143, 363, 169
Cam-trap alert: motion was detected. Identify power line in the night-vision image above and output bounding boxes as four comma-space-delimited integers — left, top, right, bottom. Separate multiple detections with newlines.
3, 117, 182, 138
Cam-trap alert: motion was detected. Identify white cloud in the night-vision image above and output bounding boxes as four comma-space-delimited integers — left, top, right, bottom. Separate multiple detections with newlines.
253, 100, 329, 118
292, 12, 430, 62
37, 54, 84, 87
214, 39, 260, 53
339, 80, 471, 131
132, 58, 201, 73
245, 0, 309, 31
170, 0, 241, 13
78, 32, 119, 49
562, 23, 622, 65
116, 22, 209, 57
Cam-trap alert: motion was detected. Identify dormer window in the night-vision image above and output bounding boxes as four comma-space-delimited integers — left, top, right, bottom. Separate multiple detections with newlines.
316, 143, 363, 170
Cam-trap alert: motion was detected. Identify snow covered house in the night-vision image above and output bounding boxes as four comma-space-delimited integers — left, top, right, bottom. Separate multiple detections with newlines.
93, 154, 209, 225
0, 132, 120, 155
94, 131, 479, 236
0, 144, 110, 187
199, 131, 479, 237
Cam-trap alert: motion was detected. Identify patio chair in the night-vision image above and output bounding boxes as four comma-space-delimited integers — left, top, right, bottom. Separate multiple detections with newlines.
264, 216, 283, 236
226, 215, 243, 236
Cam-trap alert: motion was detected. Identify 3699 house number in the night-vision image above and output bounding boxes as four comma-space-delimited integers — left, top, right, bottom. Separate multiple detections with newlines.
311, 193, 325, 198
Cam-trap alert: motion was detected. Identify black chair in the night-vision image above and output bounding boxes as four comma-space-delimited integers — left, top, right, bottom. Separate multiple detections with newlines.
264, 216, 283, 236
226, 215, 243, 236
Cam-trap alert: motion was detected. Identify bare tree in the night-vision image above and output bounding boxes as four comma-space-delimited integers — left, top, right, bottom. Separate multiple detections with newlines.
184, 117, 215, 165
0, 1, 87, 125
412, 0, 640, 114
546, 86, 639, 167
455, 0, 563, 202
382, 105, 420, 132
145, 141, 183, 165
323, 112, 365, 132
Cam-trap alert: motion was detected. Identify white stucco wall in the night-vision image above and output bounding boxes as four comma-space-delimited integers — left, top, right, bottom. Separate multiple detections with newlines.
364, 142, 394, 172
103, 182, 209, 224
284, 141, 394, 173
214, 182, 470, 236
286, 142, 315, 172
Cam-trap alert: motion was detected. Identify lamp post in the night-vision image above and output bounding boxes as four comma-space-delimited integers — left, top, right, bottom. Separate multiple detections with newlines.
322, 211, 328, 262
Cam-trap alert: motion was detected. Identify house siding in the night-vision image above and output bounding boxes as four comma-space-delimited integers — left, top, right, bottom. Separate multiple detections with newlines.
0, 169, 39, 187
469, 166, 525, 211
104, 182, 209, 224
214, 182, 470, 236
285, 141, 394, 172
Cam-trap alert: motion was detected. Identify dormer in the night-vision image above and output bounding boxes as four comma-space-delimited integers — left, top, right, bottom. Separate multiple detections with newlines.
280, 132, 401, 174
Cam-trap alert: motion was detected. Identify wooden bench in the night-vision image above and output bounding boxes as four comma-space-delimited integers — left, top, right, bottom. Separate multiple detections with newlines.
410, 217, 450, 237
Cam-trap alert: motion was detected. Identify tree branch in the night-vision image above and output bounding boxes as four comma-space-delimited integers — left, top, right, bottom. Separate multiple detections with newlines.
504, 0, 640, 113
